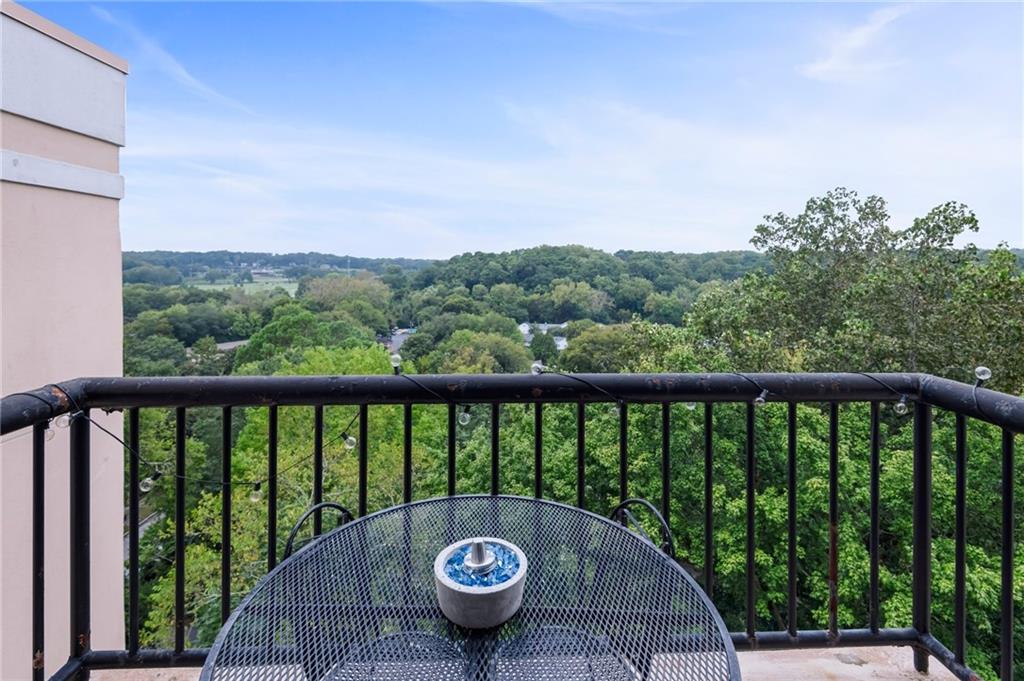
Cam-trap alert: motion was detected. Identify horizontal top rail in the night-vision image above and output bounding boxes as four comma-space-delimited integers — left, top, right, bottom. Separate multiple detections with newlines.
3, 372, 1022, 435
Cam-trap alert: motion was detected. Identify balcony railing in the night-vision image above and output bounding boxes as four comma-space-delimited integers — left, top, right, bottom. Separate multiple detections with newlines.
2, 372, 1021, 681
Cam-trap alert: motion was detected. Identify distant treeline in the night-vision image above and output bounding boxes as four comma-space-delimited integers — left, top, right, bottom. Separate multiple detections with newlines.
122, 250, 437, 284
121, 246, 777, 288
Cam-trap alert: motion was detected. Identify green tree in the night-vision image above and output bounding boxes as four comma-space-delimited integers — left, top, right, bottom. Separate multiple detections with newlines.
559, 324, 632, 372
234, 305, 373, 367
529, 328, 558, 364
124, 334, 187, 376
420, 330, 532, 373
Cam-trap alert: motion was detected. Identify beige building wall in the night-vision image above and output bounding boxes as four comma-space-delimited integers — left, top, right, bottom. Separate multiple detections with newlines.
0, 2, 128, 678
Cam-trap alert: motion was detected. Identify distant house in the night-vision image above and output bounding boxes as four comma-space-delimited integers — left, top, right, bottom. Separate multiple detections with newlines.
518, 322, 568, 351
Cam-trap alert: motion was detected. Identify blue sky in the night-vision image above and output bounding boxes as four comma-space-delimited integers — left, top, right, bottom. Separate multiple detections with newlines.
27, 1, 1023, 258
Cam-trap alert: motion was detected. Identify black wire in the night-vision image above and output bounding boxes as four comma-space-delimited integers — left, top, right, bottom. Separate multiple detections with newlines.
970, 383, 993, 422
849, 372, 904, 398
50, 383, 359, 490
543, 369, 622, 404
5, 391, 57, 416
399, 374, 454, 405
728, 372, 769, 395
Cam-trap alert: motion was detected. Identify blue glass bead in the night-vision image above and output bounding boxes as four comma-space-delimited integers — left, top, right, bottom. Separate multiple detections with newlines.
444, 542, 520, 587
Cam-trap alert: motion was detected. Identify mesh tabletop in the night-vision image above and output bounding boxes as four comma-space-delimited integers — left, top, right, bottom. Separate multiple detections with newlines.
201, 495, 740, 681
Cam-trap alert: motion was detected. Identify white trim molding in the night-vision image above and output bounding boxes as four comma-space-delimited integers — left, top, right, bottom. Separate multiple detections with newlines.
1, 150, 124, 199
1, 13, 127, 145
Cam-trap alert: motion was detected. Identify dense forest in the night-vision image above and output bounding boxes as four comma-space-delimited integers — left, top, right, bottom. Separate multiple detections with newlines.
121, 188, 1022, 679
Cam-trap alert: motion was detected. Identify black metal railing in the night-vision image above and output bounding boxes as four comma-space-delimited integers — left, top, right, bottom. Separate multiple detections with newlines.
2, 372, 1021, 681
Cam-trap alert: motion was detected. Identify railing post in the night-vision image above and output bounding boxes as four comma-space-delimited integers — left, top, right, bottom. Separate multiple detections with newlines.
1001, 429, 1015, 681
69, 410, 91, 671
912, 402, 932, 673
32, 422, 46, 681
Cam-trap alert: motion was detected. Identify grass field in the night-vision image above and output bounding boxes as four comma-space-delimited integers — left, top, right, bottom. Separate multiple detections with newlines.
189, 277, 299, 296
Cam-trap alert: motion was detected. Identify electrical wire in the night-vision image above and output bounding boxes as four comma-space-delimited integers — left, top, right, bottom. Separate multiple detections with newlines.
50, 383, 360, 491
540, 369, 622, 404
4, 391, 58, 415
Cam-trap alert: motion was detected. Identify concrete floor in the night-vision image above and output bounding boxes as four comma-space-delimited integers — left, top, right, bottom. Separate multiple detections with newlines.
92, 646, 958, 680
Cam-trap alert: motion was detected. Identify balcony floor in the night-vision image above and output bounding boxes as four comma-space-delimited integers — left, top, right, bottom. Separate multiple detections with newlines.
91, 646, 956, 680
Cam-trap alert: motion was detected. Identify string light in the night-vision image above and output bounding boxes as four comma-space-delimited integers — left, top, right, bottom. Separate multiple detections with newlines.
685, 402, 697, 411
531, 361, 546, 376
47, 381, 361, 500
753, 389, 768, 407
458, 405, 472, 427
249, 482, 262, 503
974, 366, 992, 387
389, 353, 402, 375
894, 395, 910, 416
343, 433, 357, 450
54, 413, 72, 429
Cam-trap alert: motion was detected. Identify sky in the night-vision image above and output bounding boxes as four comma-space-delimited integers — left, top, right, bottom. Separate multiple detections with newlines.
26, 1, 1024, 258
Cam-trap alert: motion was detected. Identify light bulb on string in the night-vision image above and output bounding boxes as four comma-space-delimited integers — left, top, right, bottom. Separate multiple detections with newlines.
249, 482, 263, 503
685, 402, 697, 411
44, 426, 56, 441
974, 366, 992, 386
343, 433, 357, 450
139, 477, 155, 493
610, 402, 621, 417
389, 353, 402, 374
55, 413, 72, 429
458, 406, 472, 427
753, 389, 768, 407
530, 361, 546, 376
894, 396, 910, 416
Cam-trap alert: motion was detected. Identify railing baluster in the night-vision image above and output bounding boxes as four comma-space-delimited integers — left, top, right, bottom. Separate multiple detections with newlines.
869, 401, 880, 634
267, 406, 278, 571
534, 402, 543, 499
912, 402, 932, 673
619, 402, 628, 503
32, 422, 46, 680
953, 413, 966, 662
358, 404, 368, 516
661, 403, 670, 522
447, 403, 455, 496
174, 407, 186, 654
787, 402, 798, 637
313, 406, 324, 534
576, 402, 586, 510
403, 404, 413, 504
127, 408, 140, 657
1001, 428, 1015, 681
220, 407, 231, 625
828, 402, 839, 640
704, 403, 714, 599
745, 402, 756, 642
490, 403, 500, 495
70, 410, 91, 662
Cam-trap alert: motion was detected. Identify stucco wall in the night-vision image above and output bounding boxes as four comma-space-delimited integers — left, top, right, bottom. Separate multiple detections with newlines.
0, 2, 127, 678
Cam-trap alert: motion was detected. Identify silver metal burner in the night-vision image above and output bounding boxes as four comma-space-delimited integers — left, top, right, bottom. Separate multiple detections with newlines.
462, 539, 496, 574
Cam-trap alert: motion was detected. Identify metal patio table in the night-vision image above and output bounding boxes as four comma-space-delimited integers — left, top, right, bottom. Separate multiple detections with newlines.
201, 495, 741, 681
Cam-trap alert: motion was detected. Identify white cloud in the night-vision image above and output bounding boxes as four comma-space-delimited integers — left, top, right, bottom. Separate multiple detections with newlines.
800, 4, 913, 82
118, 96, 1022, 257
91, 6, 252, 113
